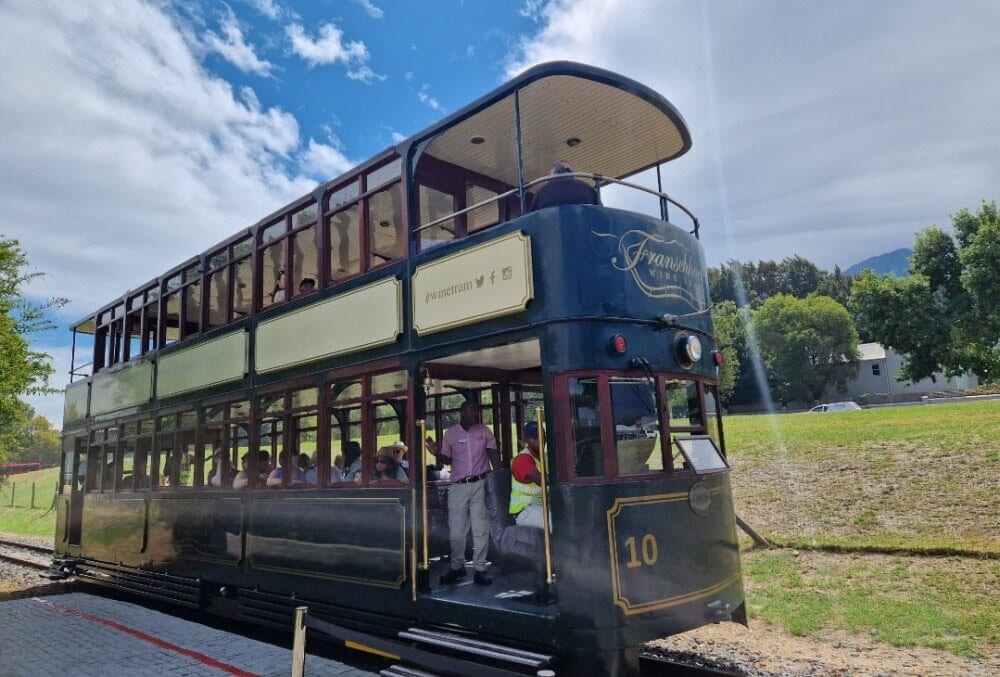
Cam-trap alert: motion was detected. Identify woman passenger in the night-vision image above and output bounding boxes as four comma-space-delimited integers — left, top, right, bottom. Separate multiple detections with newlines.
343, 441, 362, 483
372, 449, 407, 484
232, 453, 252, 490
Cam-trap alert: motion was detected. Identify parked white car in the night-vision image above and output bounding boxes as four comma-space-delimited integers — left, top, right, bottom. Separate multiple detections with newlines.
809, 401, 863, 413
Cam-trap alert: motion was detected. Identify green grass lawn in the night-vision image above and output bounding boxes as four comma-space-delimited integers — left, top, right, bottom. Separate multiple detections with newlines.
0, 466, 60, 539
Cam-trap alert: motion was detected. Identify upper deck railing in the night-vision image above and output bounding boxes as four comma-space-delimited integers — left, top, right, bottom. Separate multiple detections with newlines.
414, 172, 700, 239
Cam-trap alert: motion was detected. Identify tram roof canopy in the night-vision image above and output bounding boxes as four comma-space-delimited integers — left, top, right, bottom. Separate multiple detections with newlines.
406, 61, 691, 187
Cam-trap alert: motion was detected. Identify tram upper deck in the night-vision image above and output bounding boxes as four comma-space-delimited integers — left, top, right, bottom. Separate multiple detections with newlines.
62, 61, 708, 429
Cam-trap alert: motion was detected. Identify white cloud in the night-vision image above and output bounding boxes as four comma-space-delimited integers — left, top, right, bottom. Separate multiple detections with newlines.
352, 0, 384, 19
286, 22, 383, 82
417, 83, 444, 112
505, 0, 1000, 270
249, 0, 281, 20
204, 7, 274, 76
0, 0, 332, 323
300, 138, 354, 179
391, 131, 407, 143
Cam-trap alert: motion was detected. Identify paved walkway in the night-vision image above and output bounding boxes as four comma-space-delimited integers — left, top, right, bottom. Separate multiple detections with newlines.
0, 592, 375, 676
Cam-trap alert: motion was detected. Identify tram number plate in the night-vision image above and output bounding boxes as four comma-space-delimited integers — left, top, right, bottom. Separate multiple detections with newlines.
606, 493, 695, 615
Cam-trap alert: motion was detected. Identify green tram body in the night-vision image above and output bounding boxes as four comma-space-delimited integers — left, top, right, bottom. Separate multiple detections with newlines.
54, 62, 745, 675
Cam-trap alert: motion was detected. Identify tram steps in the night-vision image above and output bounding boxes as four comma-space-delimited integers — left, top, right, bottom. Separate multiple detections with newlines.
380, 666, 440, 677
398, 626, 554, 670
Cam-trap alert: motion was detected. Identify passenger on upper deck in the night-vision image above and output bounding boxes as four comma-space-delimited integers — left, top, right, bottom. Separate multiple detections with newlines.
529, 162, 600, 212
209, 449, 235, 487
266, 450, 306, 487
298, 278, 316, 294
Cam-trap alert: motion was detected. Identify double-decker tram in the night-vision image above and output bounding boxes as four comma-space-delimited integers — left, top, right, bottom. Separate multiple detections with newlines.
53, 62, 744, 675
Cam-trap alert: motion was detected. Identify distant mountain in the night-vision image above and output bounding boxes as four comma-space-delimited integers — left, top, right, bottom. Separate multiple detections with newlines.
845, 248, 912, 277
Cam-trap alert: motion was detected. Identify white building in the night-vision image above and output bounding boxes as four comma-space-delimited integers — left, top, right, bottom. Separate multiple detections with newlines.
837, 343, 979, 401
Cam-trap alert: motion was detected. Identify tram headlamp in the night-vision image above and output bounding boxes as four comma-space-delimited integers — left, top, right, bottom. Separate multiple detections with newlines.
675, 334, 702, 367
689, 481, 712, 516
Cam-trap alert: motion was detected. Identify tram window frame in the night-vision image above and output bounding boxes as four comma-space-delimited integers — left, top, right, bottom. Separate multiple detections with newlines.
322, 155, 405, 288
118, 418, 155, 492
253, 383, 319, 489
554, 371, 718, 483
202, 399, 250, 490
123, 284, 158, 360
153, 410, 198, 489
326, 365, 408, 488
159, 261, 201, 347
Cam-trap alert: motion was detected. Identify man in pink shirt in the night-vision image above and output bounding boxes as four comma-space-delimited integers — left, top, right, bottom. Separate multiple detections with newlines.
426, 401, 500, 585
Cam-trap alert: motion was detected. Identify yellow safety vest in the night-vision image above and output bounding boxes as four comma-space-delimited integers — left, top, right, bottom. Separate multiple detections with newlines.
509, 449, 542, 515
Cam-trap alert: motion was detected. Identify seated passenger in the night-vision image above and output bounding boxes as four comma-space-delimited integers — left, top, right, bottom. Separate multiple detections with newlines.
266, 450, 307, 487
298, 277, 316, 294
258, 450, 273, 482
233, 453, 252, 490
510, 421, 547, 529
133, 454, 151, 489
343, 441, 363, 483
209, 449, 235, 487
372, 448, 408, 484
529, 162, 600, 211
391, 440, 409, 474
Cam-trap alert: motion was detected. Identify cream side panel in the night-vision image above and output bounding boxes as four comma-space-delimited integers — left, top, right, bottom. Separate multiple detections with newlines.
63, 380, 89, 424
90, 362, 153, 415
256, 278, 402, 374
157, 330, 248, 398
412, 231, 533, 335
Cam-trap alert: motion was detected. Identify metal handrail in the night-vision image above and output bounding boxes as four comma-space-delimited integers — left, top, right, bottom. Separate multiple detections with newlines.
413, 171, 700, 237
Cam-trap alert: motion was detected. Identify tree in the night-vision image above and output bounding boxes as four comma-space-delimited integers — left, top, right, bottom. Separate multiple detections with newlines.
3, 406, 61, 467
850, 201, 1000, 383
752, 294, 860, 404
711, 301, 743, 406
0, 237, 63, 463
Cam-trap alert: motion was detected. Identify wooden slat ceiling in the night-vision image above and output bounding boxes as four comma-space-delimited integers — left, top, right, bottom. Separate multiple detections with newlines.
424, 75, 685, 188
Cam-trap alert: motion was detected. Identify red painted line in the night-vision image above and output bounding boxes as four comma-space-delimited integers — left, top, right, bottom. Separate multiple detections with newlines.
32, 597, 259, 677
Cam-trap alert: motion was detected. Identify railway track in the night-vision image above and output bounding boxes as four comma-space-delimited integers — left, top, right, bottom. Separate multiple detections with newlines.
0, 538, 53, 571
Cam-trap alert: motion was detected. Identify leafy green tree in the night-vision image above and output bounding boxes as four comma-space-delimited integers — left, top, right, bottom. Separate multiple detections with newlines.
711, 301, 744, 406
3, 406, 61, 467
0, 237, 63, 463
850, 201, 1000, 383
752, 294, 860, 404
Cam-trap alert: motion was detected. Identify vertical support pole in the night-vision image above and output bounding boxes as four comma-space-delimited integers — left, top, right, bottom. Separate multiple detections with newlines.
10, 482, 15, 507
514, 90, 526, 214
535, 407, 554, 585
31, 482, 36, 509
292, 606, 308, 677
656, 164, 668, 221
419, 419, 429, 570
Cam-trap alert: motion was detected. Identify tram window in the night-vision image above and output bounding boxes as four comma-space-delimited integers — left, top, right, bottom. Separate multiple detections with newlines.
568, 377, 604, 478
328, 205, 361, 283
704, 387, 723, 449
291, 203, 318, 228
61, 438, 75, 494
261, 239, 287, 307
233, 257, 252, 317
329, 180, 360, 210
674, 437, 728, 473
183, 280, 201, 338
610, 378, 661, 475
291, 224, 318, 297
367, 158, 401, 190
173, 429, 197, 489
466, 184, 500, 233
162, 290, 181, 347
120, 439, 135, 492
418, 185, 456, 250
664, 380, 704, 431
134, 438, 152, 490
368, 183, 404, 267
206, 267, 229, 330
293, 414, 318, 485
84, 446, 100, 492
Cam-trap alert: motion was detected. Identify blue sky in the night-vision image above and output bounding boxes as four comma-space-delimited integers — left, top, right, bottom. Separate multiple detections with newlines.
2, 0, 998, 426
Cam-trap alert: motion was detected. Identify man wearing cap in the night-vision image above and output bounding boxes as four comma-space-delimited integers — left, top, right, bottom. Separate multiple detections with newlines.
510, 421, 546, 529
425, 401, 500, 586
529, 162, 600, 211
